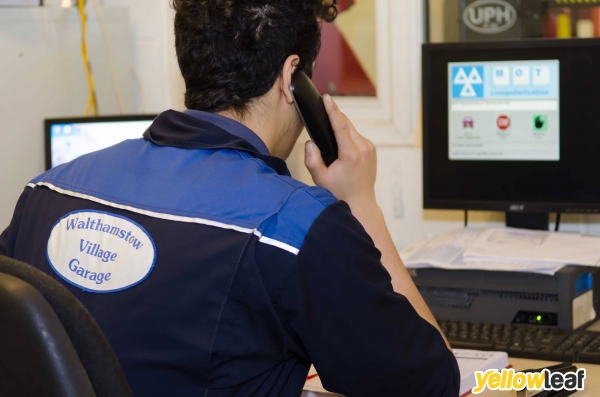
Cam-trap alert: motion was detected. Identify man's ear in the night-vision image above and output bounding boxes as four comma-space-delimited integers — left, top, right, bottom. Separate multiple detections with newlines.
280, 55, 300, 105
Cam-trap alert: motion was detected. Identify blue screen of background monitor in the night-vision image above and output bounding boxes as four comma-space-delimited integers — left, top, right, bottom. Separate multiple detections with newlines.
50, 120, 153, 168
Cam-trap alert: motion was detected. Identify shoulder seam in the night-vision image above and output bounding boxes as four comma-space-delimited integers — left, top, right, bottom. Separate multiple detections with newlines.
272, 174, 307, 190
256, 188, 334, 254
299, 186, 331, 208
229, 157, 335, 210
248, 157, 272, 176
248, 157, 332, 208
270, 173, 334, 209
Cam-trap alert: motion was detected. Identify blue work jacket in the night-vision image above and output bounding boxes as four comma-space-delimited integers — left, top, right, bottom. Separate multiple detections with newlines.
0, 110, 459, 397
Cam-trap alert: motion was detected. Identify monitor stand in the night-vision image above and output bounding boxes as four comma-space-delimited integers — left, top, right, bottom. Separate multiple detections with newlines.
505, 213, 549, 231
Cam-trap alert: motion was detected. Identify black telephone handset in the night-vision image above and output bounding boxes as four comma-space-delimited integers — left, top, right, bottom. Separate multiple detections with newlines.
290, 71, 339, 166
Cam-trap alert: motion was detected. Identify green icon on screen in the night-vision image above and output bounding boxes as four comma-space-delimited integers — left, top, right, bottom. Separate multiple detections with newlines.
533, 115, 548, 131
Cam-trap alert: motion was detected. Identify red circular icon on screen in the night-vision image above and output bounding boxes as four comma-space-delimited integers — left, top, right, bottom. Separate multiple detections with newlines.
497, 115, 511, 130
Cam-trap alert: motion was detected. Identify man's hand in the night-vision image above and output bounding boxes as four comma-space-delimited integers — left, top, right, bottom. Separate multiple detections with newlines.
304, 94, 378, 212
303, 94, 452, 350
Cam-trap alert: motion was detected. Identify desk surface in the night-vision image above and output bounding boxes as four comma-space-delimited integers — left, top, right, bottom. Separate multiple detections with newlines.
476, 358, 600, 396
480, 319, 600, 396
303, 321, 600, 396
303, 359, 600, 396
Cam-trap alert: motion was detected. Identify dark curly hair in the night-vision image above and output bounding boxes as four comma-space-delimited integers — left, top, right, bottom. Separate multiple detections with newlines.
172, 0, 337, 115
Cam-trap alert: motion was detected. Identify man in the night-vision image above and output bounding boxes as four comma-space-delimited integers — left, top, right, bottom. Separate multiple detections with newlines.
0, 0, 459, 396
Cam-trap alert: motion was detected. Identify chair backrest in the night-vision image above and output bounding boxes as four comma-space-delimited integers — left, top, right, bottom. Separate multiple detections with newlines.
0, 272, 96, 397
0, 256, 133, 397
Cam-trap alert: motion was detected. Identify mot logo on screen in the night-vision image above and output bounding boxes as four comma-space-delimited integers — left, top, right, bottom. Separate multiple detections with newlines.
452, 66, 484, 99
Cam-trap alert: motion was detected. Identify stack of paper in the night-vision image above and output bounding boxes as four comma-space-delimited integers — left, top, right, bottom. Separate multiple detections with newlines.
399, 228, 582, 275
464, 228, 600, 266
455, 349, 509, 397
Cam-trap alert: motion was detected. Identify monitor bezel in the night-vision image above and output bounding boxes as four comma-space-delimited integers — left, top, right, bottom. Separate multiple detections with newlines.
422, 38, 600, 215
44, 115, 157, 171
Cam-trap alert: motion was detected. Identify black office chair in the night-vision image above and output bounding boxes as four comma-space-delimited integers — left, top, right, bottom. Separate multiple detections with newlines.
0, 255, 133, 397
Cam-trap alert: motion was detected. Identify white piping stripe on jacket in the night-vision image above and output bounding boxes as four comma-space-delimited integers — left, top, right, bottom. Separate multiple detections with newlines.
26, 182, 300, 255
258, 236, 300, 256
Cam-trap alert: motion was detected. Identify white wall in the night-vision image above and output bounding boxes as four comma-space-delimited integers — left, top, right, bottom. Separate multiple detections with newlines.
0, 5, 137, 227
37, 0, 183, 114
98, 0, 185, 113
0, 1, 184, 230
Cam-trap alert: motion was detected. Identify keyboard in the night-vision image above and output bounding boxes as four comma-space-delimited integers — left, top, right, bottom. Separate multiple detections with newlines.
439, 320, 600, 364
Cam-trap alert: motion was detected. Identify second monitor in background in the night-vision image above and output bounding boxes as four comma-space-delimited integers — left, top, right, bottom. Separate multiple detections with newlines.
422, 38, 600, 230
45, 115, 157, 170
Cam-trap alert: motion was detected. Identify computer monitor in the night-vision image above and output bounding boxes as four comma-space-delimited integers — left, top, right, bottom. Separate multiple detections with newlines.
422, 39, 600, 230
45, 115, 156, 170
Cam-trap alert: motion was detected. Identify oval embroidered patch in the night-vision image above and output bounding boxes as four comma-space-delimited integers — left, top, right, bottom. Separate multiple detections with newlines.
47, 210, 156, 293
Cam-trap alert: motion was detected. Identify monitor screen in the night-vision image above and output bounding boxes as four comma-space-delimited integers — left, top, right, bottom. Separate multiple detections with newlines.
45, 116, 156, 169
423, 39, 600, 213
448, 60, 560, 161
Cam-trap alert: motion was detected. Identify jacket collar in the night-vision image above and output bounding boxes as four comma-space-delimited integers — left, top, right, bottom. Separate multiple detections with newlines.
183, 109, 270, 156
144, 110, 291, 176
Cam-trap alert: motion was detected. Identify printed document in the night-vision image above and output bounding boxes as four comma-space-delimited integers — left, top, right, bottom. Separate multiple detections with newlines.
455, 350, 509, 397
400, 228, 565, 275
464, 228, 600, 266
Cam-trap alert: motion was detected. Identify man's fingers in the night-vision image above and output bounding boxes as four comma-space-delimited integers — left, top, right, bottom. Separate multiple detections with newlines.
304, 141, 328, 184
323, 94, 355, 154
349, 124, 370, 153
339, 113, 374, 160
